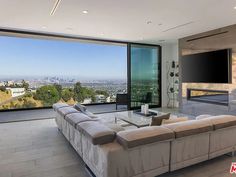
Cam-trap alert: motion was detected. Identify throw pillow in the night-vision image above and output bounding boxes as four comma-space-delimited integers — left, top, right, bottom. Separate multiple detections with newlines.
74, 103, 87, 112
74, 103, 97, 118
150, 113, 171, 126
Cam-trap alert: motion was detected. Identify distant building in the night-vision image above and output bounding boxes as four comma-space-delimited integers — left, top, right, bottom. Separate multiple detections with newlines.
6, 87, 25, 97
6, 81, 14, 86
95, 94, 106, 103
82, 98, 92, 104
106, 96, 111, 103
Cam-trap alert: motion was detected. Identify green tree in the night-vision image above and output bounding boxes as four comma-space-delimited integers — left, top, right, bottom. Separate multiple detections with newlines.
73, 82, 96, 103
24, 92, 33, 98
35, 85, 60, 106
95, 90, 109, 97
84, 88, 96, 102
21, 80, 29, 90
74, 82, 84, 102
61, 88, 74, 102
53, 84, 62, 99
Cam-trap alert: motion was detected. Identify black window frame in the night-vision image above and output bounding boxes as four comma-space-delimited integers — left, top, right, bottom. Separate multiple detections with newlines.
0, 28, 162, 112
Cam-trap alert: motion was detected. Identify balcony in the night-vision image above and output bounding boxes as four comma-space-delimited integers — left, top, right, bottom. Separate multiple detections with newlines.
0, 103, 127, 123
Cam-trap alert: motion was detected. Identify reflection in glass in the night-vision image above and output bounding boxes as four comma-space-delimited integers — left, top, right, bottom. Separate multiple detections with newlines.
130, 44, 161, 108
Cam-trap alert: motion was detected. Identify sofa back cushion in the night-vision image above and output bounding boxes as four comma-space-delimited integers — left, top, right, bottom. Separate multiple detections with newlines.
53, 103, 69, 111
203, 115, 236, 130
65, 112, 94, 127
163, 120, 213, 138
77, 121, 116, 145
57, 107, 78, 118
116, 126, 174, 149
102, 123, 125, 132
195, 114, 212, 120
162, 117, 188, 125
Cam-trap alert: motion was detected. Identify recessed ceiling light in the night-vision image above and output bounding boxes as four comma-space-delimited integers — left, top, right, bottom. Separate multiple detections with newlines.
41, 26, 47, 29
234, 6, 236, 9
82, 10, 88, 14
147, 21, 152, 24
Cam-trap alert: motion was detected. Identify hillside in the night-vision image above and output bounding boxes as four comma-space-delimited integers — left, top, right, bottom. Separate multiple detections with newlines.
0, 90, 11, 103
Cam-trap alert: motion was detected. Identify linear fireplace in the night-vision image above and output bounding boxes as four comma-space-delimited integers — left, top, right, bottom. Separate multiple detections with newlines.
187, 88, 229, 106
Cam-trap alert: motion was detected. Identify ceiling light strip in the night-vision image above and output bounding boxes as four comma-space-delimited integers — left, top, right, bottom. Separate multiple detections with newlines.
162, 21, 194, 32
50, 0, 62, 16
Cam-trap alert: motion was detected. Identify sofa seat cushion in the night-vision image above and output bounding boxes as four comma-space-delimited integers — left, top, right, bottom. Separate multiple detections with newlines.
103, 123, 125, 132
116, 126, 174, 149
65, 112, 94, 127
204, 115, 236, 130
82, 110, 98, 118
163, 120, 213, 138
53, 103, 69, 111
77, 121, 116, 145
57, 107, 78, 118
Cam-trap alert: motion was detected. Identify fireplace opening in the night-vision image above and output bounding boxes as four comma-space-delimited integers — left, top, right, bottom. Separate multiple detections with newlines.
187, 88, 229, 106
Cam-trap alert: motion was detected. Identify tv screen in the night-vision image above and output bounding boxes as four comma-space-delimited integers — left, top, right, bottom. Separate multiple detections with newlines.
181, 49, 232, 83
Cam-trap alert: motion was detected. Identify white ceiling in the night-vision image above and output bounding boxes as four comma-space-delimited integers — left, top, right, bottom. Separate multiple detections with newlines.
0, 0, 236, 44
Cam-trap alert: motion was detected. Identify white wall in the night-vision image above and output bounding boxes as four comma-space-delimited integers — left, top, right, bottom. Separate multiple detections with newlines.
161, 43, 178, 107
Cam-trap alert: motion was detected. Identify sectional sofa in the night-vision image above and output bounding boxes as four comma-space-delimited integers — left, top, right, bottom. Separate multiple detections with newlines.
53, 103, 236, 177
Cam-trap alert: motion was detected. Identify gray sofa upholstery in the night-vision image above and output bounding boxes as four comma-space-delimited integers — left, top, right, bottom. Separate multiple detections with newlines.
202, 115, 236, 159
65, 112, 96, 154
53, 103, 236, 177
78, 121, 116, 145
57, 107, 78, 140
52, 103, 69, 111
117, 126, 174, 149
163, 119, 213, 171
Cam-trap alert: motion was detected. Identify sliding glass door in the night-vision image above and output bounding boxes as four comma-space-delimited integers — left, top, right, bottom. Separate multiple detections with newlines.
128, 44, 161, 109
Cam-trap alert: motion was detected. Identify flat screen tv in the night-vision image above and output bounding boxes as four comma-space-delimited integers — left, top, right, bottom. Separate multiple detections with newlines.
181, 49, 232, 83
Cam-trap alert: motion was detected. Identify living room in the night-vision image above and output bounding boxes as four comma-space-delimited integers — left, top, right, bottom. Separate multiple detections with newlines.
0, 0, 236, 177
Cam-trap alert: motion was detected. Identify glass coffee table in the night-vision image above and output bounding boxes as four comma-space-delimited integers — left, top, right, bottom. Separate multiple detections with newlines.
115, 110, 166, 128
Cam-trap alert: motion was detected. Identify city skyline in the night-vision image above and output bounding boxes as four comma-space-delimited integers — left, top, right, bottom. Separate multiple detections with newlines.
0, 36, 127, 80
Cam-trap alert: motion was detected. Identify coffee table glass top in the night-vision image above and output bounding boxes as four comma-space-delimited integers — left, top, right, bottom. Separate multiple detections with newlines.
115, 110, 166, 128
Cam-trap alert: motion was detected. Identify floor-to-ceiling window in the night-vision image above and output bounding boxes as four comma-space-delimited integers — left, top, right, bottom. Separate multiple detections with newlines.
128, 44, 161, 109
0, 35, 127, 111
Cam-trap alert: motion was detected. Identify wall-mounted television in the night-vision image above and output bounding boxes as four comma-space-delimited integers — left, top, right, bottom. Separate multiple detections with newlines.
181, 49, 232, 83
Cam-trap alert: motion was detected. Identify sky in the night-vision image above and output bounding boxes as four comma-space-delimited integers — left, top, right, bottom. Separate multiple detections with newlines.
0, 36, 127, 80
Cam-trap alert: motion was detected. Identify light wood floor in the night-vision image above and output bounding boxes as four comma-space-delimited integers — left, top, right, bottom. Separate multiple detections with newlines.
0, 119, 235, 177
